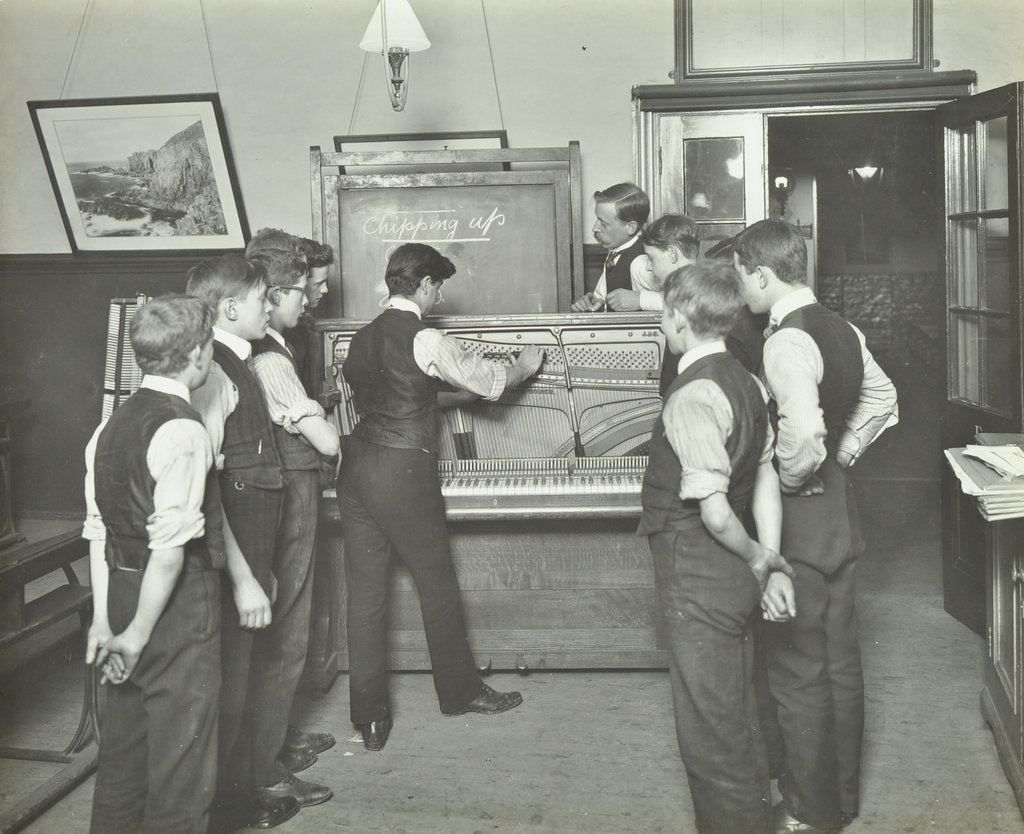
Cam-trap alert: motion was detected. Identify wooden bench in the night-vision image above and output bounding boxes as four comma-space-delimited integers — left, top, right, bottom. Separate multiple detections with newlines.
0, 519, 99, 834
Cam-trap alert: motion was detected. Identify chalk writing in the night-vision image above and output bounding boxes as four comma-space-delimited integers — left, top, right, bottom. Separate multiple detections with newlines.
362, 208, 505, 244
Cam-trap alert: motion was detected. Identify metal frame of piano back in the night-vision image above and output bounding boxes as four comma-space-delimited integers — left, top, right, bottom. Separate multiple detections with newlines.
312, 312, 673, 673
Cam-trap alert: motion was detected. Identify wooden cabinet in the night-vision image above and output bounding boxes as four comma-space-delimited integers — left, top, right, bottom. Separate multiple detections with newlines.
981, 516, 1024, 815
315, 516, 666, 674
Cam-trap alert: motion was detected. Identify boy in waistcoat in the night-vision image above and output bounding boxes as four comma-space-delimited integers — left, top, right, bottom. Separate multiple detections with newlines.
243, 246, 339, 805
735, 220, 898, 833
187, 255, 299, 831
83, 295, 223, 832
337, 243, 543, 751
570, 182, 653, 312
637, 262, 793, 834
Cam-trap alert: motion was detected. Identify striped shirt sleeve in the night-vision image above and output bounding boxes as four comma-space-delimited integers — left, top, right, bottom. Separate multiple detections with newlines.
662, 378, 734, 501
251, 351, 325, 434
413, 329, 508, 401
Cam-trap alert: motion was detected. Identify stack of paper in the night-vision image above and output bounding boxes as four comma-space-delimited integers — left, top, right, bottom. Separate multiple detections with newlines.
945, 445, 1024, 521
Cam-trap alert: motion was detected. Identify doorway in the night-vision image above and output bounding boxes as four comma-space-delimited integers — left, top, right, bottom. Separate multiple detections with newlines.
766, 110, 943, 483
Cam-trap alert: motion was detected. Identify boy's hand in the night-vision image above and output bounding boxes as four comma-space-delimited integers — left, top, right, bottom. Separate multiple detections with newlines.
606, 289, 641, 311
514, 346, 545, 376
762, 572, 797, 622
233, 574, 272, 629
796, 474, 825, 497
749, 545, 795, 592
98, 628, 147, 683
571, 293, 602, 312
85, 620, 113, 666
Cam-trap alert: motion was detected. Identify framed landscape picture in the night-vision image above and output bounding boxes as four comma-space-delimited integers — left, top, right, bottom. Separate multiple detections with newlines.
27, 93, 248, 253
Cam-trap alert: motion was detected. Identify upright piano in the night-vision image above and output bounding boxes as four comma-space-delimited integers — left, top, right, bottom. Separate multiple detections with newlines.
312, 312, 671, 675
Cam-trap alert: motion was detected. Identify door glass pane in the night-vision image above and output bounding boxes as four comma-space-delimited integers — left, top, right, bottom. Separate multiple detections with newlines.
983, 217, 1011, 312
946, 126, 977, 213
983, 116, 1009, 211
982, 315, 1014, 415
950, 311, 980, 403
950, 219, 979, 307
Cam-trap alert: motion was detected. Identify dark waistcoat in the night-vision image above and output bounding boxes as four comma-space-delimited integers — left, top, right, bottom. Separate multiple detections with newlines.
604, 236, 647, 294
639, 352, 766, 536
343, 308, 443, 453
212, 341, 283, 489
251, 335, 322, 471
94, 388, 225, 571
774, 304, 863, 455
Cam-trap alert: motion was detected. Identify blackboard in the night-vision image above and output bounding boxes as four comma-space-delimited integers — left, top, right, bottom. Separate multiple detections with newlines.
336, 172, 567, 318
310, 145, 583, 318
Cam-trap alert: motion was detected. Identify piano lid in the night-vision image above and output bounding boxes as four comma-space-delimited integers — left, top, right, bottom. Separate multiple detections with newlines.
316, 312, 665, 463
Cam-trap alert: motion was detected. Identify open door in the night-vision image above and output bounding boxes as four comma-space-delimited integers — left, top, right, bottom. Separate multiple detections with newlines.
938, 83, 1023, 633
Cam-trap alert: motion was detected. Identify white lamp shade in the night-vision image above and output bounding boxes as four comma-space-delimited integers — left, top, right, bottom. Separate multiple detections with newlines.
359, 0, 430, 52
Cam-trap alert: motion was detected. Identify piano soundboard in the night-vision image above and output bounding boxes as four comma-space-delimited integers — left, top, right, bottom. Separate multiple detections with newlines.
316, 312, 665, 520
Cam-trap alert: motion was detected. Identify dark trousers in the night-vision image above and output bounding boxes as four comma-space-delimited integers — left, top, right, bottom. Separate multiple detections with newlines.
90, 568, 221, 834
648, 528, 772, 834
336, 438, 481, 723
245, 468, 319, 785
756, 558, 863, 829
213, 480, 282, 825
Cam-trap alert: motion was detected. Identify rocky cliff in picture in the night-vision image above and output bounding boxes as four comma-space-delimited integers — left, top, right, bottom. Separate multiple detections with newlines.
64, 119, 227, 238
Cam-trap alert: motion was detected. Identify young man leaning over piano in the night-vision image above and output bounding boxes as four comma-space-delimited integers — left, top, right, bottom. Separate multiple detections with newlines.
335, 242, 544, 752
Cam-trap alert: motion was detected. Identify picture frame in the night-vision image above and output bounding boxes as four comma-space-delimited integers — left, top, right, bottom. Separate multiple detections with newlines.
27, 93, 249, 253
675, 0, 932, 81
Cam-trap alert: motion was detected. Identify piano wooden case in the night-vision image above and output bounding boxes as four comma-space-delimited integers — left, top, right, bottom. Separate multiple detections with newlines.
313, 312, 671, 673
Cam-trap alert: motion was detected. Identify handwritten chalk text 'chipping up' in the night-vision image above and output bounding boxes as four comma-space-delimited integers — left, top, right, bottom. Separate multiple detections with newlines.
363, 208, 505, 243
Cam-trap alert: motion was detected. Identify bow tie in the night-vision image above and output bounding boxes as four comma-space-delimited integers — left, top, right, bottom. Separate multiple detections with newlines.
763, 319, 779, 339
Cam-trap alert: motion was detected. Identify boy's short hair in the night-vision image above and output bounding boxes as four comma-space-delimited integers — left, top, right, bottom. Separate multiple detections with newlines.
245, 227, 299, 259
248, 247, 308, 289
185, 254, 268, 313
734, 219, 807, 286
385, 243, 456, 297
295, 236, 334, 268
593, 182, 650, 228
641, 214, 701, 259
131, 294, 213, 376
663, 262, 744, 339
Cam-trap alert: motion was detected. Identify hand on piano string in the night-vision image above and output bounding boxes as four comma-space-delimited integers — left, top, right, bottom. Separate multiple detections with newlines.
513, 345, 545, 375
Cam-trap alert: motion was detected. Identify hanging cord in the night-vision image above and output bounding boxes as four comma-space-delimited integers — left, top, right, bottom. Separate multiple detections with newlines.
480, 0, 505, 131
347, 51, 371, 135
198, 0, 221, 90
59, 0, 93, 99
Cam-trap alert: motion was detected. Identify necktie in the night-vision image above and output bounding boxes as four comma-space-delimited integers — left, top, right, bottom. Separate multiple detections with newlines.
763, 319, 779, 340
604, 251, 619, 274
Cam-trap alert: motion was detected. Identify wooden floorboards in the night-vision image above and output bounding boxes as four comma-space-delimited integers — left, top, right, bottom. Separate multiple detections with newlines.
2, 480, 1022, 833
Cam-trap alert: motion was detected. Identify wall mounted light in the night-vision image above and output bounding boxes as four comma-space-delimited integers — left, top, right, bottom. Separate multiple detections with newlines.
769, 170, 796, 220
359, 0, 430, 112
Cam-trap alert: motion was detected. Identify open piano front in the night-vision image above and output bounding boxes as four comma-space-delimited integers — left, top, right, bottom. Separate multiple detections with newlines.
318, 312, 665, 520
312, 312, 671, 672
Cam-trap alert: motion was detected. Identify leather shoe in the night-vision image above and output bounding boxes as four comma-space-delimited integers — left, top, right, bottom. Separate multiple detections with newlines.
284, 724, 336, 754
277, 745, 317, 774
257, 772, 333, 808
356, 717, 392, 751
773, 803, 840, 833
243, 795, 300, 829
442, 683, 523, 716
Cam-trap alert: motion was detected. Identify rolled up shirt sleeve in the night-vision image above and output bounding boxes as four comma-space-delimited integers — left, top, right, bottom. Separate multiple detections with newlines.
251, 351, 326, 434
662, 378, 734, 502
82, 421, 108, 543
414, 329, 508, 401
145, 419, 214, 550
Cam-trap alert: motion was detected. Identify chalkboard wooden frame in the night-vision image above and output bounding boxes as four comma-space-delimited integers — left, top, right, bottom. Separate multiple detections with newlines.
310, 144, 584, 317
